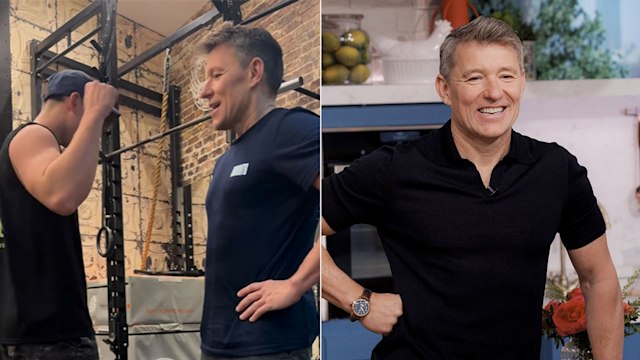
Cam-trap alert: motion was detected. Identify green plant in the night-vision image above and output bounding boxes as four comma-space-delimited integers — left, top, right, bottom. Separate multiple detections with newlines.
475, 0, 628, 80
533, 0, 627, 80
475, 0, 534, 41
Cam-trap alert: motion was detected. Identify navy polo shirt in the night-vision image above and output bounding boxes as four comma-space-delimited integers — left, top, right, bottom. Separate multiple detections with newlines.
323, 120, 605, 359
202, 108, 319, 357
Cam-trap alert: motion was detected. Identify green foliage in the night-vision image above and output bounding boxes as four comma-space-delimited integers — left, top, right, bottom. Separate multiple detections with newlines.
533, 0, 627, 79
623, 267, 640, 299
544, 282, 566, 301
474, 0, 628, 80
475, 0, 534, 40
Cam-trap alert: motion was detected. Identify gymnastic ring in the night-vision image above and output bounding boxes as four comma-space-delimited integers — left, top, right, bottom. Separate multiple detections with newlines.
96, 226, 114, 258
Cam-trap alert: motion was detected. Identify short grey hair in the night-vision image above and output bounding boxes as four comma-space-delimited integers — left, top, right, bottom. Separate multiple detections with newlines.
199, 25, 283, 95
439, 17, 524, 80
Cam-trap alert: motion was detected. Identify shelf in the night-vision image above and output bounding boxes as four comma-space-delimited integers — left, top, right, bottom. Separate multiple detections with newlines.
321, 78, 640, 131
322, 78, 640, 106
322, 83, 442, 106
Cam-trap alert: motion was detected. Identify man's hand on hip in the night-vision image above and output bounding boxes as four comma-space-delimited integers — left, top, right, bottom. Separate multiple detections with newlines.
236, 279, 304, 322
361, 293, 403, 336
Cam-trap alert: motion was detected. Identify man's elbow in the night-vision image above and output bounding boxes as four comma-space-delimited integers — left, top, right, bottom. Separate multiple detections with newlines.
321, 218, 336, 236
46, 195, 79, 216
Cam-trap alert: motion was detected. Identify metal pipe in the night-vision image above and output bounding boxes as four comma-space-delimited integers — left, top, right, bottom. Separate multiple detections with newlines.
105, 114, 211, 159
35, 0, 101, 56
36, 26, 102, 73
30, 41, 42, 119
118, 0, 297, 78
294, 87, 320, 100
239, 0, 299, 25
280, 78, 319, 100
118, 7, 221, 78
104, 77, 305, 159
280, 77, 303, 93
0, 0, 12, 141
39, 51, 163, 102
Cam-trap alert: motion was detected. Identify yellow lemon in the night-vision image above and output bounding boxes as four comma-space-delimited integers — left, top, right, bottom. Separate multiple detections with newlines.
342, 29, 369, 49
322, 52, 335, 68
349, 64, 370, 84
322, 32, 341, 53
323, 64, 350, 85
335, 46, 361, 68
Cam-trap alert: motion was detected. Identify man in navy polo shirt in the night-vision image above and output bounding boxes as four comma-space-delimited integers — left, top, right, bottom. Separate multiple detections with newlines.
198, 26, 319, 360
322, 17, 623, 359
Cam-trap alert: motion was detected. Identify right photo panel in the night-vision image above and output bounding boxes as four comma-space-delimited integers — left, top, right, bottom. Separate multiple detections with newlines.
320, 0, 640, 359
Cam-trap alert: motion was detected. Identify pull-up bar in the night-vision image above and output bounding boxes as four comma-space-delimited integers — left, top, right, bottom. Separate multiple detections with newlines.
103, 77, 305, 160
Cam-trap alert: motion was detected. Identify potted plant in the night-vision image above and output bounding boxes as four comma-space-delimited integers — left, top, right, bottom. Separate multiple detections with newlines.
475, 1, 536, 79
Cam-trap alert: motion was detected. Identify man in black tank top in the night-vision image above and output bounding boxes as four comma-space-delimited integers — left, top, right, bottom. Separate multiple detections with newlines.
0, 70, 118, 360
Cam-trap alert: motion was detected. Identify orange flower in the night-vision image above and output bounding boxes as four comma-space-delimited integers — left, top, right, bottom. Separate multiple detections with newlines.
544, 300, 561, 312
567, 287, 583, 300
552, 296, 587, 337
623, 302, 635, 316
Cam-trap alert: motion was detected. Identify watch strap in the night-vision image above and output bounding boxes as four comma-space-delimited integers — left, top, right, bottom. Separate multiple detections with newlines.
349, 288, 372, 322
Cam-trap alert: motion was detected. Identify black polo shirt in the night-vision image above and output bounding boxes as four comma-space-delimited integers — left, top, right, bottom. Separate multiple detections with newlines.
323, 120, 605, 360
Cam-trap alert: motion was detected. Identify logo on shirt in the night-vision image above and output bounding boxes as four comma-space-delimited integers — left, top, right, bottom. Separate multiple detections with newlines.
230, 163, 249, 177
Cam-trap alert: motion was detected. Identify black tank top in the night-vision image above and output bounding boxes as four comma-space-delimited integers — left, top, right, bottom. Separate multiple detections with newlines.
0, 123, 93, 344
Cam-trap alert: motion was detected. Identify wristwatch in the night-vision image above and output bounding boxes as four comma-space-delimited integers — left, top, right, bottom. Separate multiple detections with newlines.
350, 288, 372, 322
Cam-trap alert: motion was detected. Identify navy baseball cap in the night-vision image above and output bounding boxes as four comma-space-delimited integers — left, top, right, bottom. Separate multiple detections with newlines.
44, 69, 120, 115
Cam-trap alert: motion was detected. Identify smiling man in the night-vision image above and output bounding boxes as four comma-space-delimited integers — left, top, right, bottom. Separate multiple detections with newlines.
321, 17, 623, 359
197, 26, 320, 360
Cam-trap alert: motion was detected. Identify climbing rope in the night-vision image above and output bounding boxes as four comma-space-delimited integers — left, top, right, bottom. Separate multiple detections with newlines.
141, 48, 171, 270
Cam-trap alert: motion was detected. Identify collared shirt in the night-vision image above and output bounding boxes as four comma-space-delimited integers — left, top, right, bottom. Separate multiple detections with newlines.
202, 108, 319, 357
323, 120, 605, 359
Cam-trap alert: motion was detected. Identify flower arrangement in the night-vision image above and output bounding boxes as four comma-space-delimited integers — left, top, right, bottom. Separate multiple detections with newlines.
542, 268, 640, 356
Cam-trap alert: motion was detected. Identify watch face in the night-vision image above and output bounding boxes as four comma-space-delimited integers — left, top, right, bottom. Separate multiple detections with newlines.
352, 298, 370, 317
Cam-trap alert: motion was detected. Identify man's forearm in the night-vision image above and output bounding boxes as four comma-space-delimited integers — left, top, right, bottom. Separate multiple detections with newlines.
288, 241, 321, 295
583, 277, 624, 359
235, 238, 321, 321
42, 119, 103, 213
322, 244, 403, 335
321, 245, 363, 312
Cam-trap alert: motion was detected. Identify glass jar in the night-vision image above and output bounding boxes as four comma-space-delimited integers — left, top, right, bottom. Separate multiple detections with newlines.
322, 14, 371, 85
560, 340, 593, 360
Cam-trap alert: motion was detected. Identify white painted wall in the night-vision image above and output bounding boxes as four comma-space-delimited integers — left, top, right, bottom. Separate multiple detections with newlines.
515, 95, 640, 281
323, 0, 437, 41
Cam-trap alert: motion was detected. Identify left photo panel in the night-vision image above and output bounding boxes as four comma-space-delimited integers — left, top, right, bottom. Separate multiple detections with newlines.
0, 0, 321, 359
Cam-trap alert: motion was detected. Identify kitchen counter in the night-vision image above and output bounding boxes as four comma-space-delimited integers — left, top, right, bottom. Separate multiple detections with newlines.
321, 78, 640, 131
322, 78, 640, 106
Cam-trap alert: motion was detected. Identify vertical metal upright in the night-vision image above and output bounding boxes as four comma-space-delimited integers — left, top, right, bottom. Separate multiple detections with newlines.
99, 0, 127, 358
167, 85, 196, 272
0, 0, 12, 140
168, 85, 186, 270
183, 184, 196, 271
29, 40, 42, 120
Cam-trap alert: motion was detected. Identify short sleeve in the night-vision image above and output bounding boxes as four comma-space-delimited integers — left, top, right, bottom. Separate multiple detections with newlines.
322, 146, 394, 232
558, 150, 606, 250
272, 109, 320, 191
